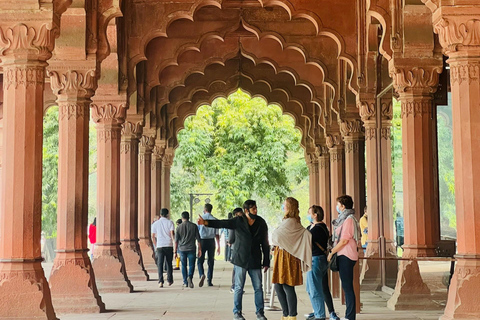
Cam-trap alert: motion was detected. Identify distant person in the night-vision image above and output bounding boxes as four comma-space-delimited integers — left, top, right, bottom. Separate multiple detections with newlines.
197, 203, 220, 287
174, 219, 183, 270
228, 208, 244, 293
222, 212, 234, 262
175, 211, 202, 288
198, 200, 270, 320
151, 208, 175, 288
328, 195, 360, 320
272, 197, 312, 320
359, 206, 368, 250
88, 218, 96, 259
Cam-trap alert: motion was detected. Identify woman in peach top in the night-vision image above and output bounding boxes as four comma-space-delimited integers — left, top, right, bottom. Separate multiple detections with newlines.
327, 195, 360, 320
272, 197, 312, 320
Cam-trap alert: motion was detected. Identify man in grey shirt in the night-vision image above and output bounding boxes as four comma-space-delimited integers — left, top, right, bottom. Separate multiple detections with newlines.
175, 211, 202, 288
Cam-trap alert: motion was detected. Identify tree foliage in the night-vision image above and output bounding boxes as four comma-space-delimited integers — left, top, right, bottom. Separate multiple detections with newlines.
171, 90, 308, 218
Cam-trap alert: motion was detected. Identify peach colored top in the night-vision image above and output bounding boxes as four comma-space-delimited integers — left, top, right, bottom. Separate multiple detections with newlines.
335, 217, 359, 261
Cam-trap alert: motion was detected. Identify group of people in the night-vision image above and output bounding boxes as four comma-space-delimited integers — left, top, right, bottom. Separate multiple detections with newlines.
149, 194, 361, 320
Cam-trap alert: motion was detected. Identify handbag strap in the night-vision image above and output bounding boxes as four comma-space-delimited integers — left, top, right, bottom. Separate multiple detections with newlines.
314, 241, 329, 255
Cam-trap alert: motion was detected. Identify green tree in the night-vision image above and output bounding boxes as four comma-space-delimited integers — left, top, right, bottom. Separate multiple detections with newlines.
171, 90, 308, 221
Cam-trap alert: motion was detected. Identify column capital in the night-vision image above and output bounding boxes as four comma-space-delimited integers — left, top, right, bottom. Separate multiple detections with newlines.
152, 144, 166, 161
121, 121, 143, 139
162, 149, 174, 167
47, 69, 97, 99
357, 93, 376, 122
0, 23, 56, 62
91, 103, 127, 125
432, 14, 480, 56
390, 64, 442, 95
340, 118, 364, 139
326, 133, 343, 149
305, 151, 319, 166
139, 135, 155, 154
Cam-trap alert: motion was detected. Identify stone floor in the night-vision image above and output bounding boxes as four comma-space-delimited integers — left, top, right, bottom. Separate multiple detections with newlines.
43, 260, 447, 320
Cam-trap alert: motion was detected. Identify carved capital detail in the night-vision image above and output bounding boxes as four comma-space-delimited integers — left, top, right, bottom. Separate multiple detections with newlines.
91, 103, 127, 124
152, 145, 166, 161
329, 148, 344, 162
121, 121, 143, 138
139, 135, 155, 153
340, 119, 364, 137
358, 100, 376, 122
48, 69, 97, 98
450, 62, 480, 85
318, 155, 330, 169
365, 128, 376, 141
401, 100, 432, 118
0, 23, 56, 61
162, 152, 174, 167
434, 18, 480, 53
345, 141, 360, 154
381, 127, 392, 140
390, 66, 442, 94
3, 65, 44, 90
120, 140, 138, 155
326, 134, 343, 149
305, 152, 319, 166
59, 103, 86, 120
381, 100, 393, 120
97, 129, 121, 142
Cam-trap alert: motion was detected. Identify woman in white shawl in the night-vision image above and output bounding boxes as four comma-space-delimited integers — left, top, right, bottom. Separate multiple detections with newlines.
272, 197, 312, 320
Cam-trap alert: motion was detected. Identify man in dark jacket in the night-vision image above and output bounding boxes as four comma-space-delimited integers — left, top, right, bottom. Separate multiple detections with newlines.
197, 199, 269, 320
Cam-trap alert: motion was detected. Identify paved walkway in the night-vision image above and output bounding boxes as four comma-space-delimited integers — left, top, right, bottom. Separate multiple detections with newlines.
43, 261, 446, 320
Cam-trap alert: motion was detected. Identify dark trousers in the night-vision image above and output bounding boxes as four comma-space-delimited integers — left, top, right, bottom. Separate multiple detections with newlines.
274, 283, 297, 317
156, 247, 173, 284
197, 238, 215, 281
322, 271, 335, 313
338, 255, 357, 320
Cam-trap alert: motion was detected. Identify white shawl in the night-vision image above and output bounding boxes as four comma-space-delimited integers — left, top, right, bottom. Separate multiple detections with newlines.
272, 218, 312, 272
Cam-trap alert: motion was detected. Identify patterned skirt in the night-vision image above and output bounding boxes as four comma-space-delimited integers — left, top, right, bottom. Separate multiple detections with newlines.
271, 246, 303, 286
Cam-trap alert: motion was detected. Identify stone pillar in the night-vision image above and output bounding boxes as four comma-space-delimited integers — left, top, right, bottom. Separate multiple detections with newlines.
317, 147, 331, 226
91, 101, 133, 293
161, 149, 174, 211
120, 121, 149, 281
387, 64, 442, 310
359, 96, 398, 290
47, 69, 105, 313
431, 8, 480, 319
341, 118, 365, 313
306, 150, 320, 207
151, 143, 164, 218
138, 135, 157, 276
327, 134, 345, 299
0, 23, 57, 319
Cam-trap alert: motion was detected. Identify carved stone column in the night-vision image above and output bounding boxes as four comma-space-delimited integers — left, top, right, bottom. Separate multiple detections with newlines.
317, 146, 331, 226
91, 101, 133, 293
387, 64, 442, 310
138, 135, 157, 276
306, 150, 320, 207
327, 133, 345, 299
0, 23, 57, 319
431, 8, 480, 319
161, 148, 174, 211
47, 69, 105, 313
151, 143, 165, 218
120, 121, 149, 281
341, 117, 365, 313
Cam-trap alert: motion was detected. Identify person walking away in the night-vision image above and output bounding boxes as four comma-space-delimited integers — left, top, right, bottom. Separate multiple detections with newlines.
198, 200, 270, 320
272, 197, 312, 320
327, 195, 360, 320
174, 218, 183, 270
175, 211, 202, 288
88, 218, 96, 260
151, 208, 175, 287
359, 206, 368, 252
197, 203, 220, 287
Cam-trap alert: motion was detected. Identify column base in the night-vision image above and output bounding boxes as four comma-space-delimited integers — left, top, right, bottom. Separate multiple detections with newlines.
440, 256, 480, 320
92, 245, 133, 293
330, 271, 341, 298
49, 252, 105, 314
361, 241, 398, 290
387, 260, 441, 310
138, 238, 157, 278
121, 241, 149, 281
0, 261, 57, 319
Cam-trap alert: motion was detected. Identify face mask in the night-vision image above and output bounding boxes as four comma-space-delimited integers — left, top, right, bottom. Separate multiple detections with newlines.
336, 206, 342, 214
307, 214, 314, 223
246, 210, 257, 220
281, 204, 285, 212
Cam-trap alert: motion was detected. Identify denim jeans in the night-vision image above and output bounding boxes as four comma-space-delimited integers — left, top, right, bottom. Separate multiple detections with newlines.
306, 255, 328, 318
275, 283, 297, 317
338, 255, 357, 320
197, 239, 215, 281
179, 250, 196, 285
233, 265, 264, 315
156, 247, 173, 284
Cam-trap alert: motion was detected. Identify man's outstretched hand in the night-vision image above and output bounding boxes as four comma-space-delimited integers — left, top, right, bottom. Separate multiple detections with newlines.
197, 215, 205, 225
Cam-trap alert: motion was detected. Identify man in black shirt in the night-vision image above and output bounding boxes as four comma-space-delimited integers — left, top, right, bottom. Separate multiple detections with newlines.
198, 200, 269, 320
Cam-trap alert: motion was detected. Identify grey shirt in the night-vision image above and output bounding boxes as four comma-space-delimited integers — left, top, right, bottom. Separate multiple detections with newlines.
175, 220, 201, 252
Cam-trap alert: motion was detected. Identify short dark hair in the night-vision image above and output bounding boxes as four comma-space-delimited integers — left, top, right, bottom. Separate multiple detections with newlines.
336, 195, 354, 209
233, 207, 243, 216
310, 205, 324, 221
228, 212, 233, 219
204, 203, 213, 213
176, 218, 182, 225
243, 200, 256, 211
181, 211, 190, 220
160, 208, 169, 217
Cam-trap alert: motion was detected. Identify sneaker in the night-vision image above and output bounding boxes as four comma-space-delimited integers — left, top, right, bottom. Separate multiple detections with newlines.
256, 313, 268, 320
230, 287, 235, 293
207, 281, 214, 287
182, 283, 187, 288
339, 318, 350, 320
233, 313, 245, 320
168, 281, 173, 286
158, 282, 163, 288
329, 312, 340, 320
199, 275, 206, 287
173, 267, 180, 270
304, 313, 314, 320
187, 277, 194, 288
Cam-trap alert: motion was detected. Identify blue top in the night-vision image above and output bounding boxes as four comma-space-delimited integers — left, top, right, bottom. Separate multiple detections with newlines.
198, 212, 219, 239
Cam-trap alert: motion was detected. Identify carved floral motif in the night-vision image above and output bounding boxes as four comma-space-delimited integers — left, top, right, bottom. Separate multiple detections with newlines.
450, 62, 480, 85
91, 103, 127, 124
340, 119, 364, 137
365, 128, 376, 141
434, 18, 480, 53
391, 66, 442, 94
345, 141, 360, 154
59, 103, 86, 120
48, 69, 97, 97
121, 121, 143, 137
358, 100, 376, 121
326, 134, 342, 149
3, 66, 44, 90
401, 101, 432, 118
